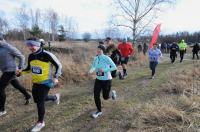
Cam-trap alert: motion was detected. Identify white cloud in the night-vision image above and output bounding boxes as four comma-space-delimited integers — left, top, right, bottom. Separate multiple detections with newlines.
157, 0, 200, 33
1, 0, 200, 34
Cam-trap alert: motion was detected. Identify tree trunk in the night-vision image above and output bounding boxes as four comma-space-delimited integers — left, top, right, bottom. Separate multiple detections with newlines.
23, 30, 26, 40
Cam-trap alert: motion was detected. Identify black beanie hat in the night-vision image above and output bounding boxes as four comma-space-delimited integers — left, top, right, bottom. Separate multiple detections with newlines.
105, 37, 111, 42
98, 45, 106, 53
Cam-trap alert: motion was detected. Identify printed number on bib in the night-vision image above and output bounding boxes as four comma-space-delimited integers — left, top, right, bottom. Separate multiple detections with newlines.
32, 66, 43, 74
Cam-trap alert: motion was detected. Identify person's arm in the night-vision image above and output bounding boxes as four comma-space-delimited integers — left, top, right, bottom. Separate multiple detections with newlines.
7, 44, 25, 69
159, 50, 163, 58
47, 52, 62, 79
89, 57, 96, 74
103, 56, 117, 72
22, 55, 31, 75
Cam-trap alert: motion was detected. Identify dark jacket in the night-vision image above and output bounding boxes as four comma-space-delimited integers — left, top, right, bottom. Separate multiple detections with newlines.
192, 44, 200, 53
170, 43, 179, 54
106, 44, 121, 65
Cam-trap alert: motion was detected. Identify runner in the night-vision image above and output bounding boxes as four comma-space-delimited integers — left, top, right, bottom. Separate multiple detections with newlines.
143, 43, 148, 55
104, 37, 121, 78
178, 39, 187, 62
192, 43, 200, 60
170, 42, 179, 63
19, 38, 62, 132
87, 45, 117, 119
148, 43, 162, 79
118, 38, 134, 78
0, 34, 31, 117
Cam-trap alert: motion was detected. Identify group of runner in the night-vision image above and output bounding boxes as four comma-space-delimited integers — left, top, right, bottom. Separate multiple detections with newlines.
0, 36, 62, 132
0, 33, 199, 131
169, 40, 200, 63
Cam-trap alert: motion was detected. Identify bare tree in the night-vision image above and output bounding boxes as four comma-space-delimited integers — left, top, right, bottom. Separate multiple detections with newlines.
16, 6, 30, 40
111, 0, 175, 43
64, 16, 78, 40
104, 27, 121, 39
0, 17, 9, 34
45, 9, 59, 41
30, 8, 41, 28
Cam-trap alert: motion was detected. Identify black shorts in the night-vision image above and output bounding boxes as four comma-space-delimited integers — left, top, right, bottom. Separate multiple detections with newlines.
120, 57, 129, 64
32, 84, 50, 103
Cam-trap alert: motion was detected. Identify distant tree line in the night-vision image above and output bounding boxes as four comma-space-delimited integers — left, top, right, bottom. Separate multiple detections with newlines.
159, 32, 200, 44
138, 31, 200, 45
0, 6, 79, 41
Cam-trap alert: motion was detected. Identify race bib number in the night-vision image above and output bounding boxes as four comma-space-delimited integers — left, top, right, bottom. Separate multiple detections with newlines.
96, 71, 104, 76
31, 66, 42, 74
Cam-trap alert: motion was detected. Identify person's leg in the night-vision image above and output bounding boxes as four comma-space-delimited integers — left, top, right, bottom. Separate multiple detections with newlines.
193, 52, 195, 59
170, 53, 172, 62
197, 53, 199, 59
111, 70, 117, 78
152, 62, 158, 77
45, 94, 57, 102
122, 64, 127, 75
172, 54, 175, 63
94, 79, 102, 112
32, 84, 50, 122
180, 51, 184, 62
0, 72, 15, 112
149, 62, 153, 76
10, 78, 31, 100
102, 80, 112, 100
123, 57, 129, 76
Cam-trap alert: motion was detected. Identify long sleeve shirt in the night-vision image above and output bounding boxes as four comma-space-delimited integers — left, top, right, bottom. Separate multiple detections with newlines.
89, 54, 117, 80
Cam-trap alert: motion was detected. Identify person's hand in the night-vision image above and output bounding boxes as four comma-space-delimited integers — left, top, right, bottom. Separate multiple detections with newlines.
99, 68, 104, 73
16, 69, 22, 77
54, 78, 59, 86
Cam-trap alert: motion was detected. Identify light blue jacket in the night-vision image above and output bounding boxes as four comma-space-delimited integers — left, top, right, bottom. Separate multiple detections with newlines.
89, 54, 117, 80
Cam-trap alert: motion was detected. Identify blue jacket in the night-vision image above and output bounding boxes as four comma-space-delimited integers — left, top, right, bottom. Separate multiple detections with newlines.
89, 54, 117, 80
148, 48, 162, 62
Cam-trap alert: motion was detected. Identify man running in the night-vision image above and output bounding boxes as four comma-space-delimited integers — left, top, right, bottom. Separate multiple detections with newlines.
178, 39, 187, 62
148, 43, 162, 79
19, 38, 62, 132
192, 43, 200, 60
88, 45, 117, 119
0, 34, 31, 117
170, 42, 179, 63
104, 37, 121, 78
118, 38, 134, 78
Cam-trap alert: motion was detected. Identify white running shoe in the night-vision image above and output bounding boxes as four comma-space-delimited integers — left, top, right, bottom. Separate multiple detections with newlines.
111, 90, 117, 100
0, 111, 7, 117
31, 122, 45, 132
91, 111, 102, 119
152, 76, 155, 79
55, 93, 60, 105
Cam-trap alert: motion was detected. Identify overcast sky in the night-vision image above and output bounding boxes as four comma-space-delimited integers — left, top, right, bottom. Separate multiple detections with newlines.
0, 0, 200, 34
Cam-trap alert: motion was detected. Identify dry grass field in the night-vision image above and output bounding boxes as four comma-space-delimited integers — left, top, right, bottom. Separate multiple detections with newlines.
0, 40, 199, 132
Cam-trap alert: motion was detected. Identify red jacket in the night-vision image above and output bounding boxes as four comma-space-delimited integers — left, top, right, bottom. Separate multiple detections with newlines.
118, 42, 134, 57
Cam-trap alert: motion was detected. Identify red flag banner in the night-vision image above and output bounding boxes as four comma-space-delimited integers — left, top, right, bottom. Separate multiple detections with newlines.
150, 24, 161, 49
